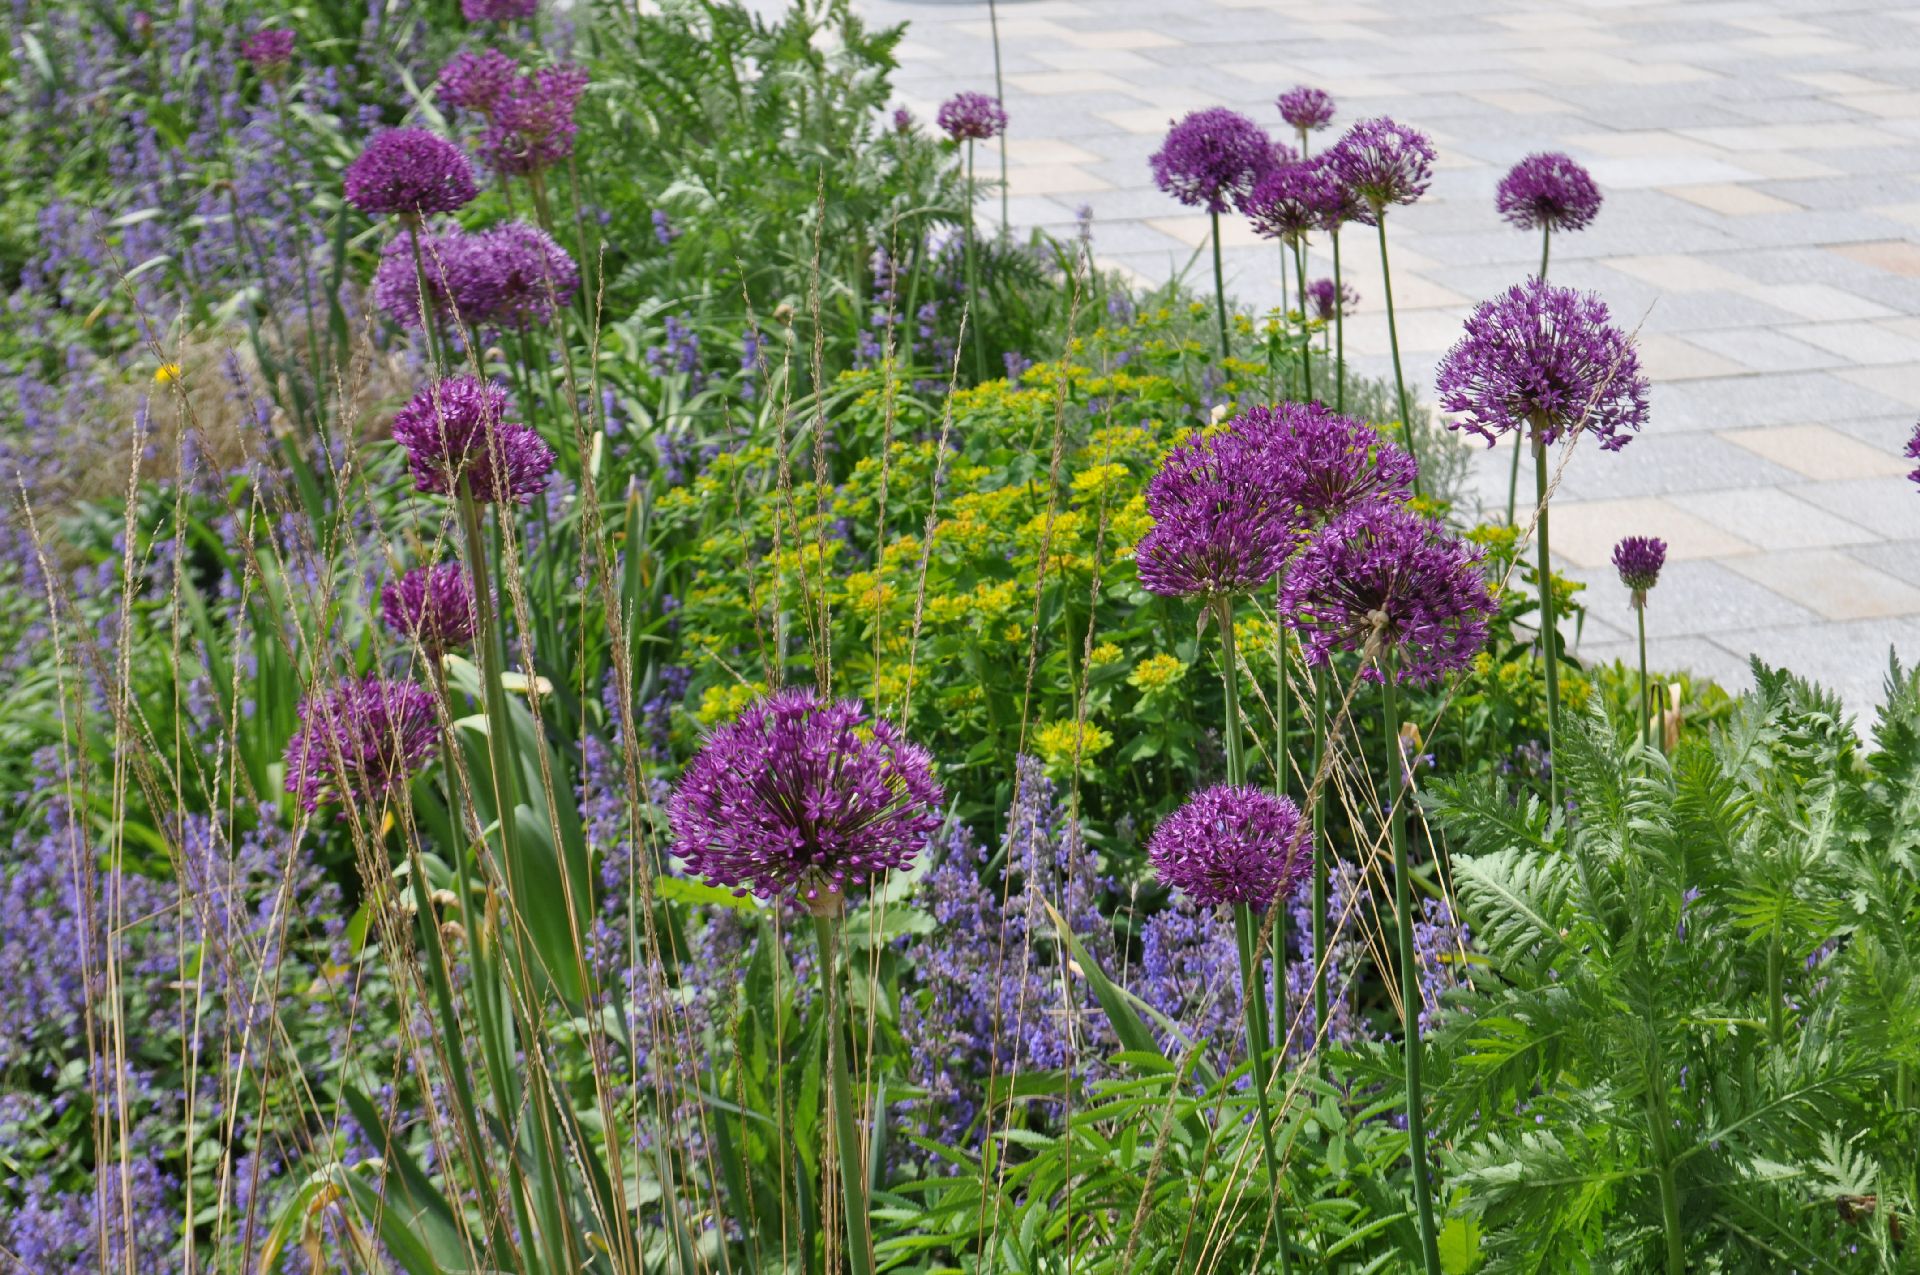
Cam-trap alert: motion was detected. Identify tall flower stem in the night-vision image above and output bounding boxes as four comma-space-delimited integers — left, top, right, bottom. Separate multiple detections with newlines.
1532, 434, 1563, 807
1636, 601, 1651, 752
1507, 229, 1552, 524
988, 0, 1008, 236
1311, 666, 1330, 1045
1211, 209, 1231, 361
1644, 1067, 1686, 1274
1291, 239, 1312, 401
965, 139, 986, 383
406, 218, 449, 376
1374, 214, 1421, 498
1332, 230, 1346, 415
812, 910, 875, 1275
1383, 650, 1442, 1274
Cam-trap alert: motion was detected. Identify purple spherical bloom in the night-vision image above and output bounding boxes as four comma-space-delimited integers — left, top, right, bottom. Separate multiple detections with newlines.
467, 221, 580, 328
391, 376, 555, 504
372, 225, 466, 329
1905, 420, 1920, 488
1150, 107, 1272, 215
1237, 401, 1416, 526
936, 92, 1007, 142
284, 676, 440, 812
239, 28, 294, 70
1277, 86, 1335, 134
1435, 277, 1649, 452
669, 688, 944, 905
1497, 152, 1603, 235
1311, 152, 1375, 230
439, 48, 519, 117
1612, 535, 1667, 597
1245, 160, 1339, 244
1135, 426, 1302, 599
1283, 501, 1493, 685
1149, 785, 1311, 911
344, 128, 478, 217
381, 563, 477, 651
1326, 117, 1435, 211
462, 0, 538, 19
1306, 277, 1358, 321
481, 64, 590, 176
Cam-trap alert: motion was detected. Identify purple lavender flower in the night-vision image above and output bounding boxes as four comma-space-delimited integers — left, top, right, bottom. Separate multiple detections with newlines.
669, 688, 943, 905
344, 128, 478, 218
284, 676, 440, 812
936, 92, 1007, 142
1906, 419, 1920, 488
381, 563, 477, 652
1611, 535, 1666, 598
1237, 401, 1416, 525
238, 27, 294, 71
652, 209, 680, 245
391, 376, 555, 504
462, 0, 538, 19
1325, 117, 1435, 212
1496, 152, 1603, 235
1244, 160, 1339, 245
1283, 501, 1493, 685
439, 48, 519, 117
1306, 277, 1358, 321
1149, 785, 1311, 910
1135, 426, 1301, 599
1277, 86, 1335, 134
1149, 108, 1272, 215
1434, 278, 1649, 451
480, 65, 590, 176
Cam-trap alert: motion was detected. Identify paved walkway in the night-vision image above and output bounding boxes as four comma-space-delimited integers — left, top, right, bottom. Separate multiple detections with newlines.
827, 0, 1920, 713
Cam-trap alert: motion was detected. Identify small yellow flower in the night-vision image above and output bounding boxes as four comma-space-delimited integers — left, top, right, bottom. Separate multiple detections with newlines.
154, 362, 183, 385
1033, 719, 1112, 774
1089, 641, 1124, 667
1128, 652, 1187, 695
1071, 462, 1130, 505
696, 681, 768, 726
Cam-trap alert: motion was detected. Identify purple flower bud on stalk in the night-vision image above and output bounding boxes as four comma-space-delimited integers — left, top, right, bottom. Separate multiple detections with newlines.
239, 28, 294, 71
1306, 277, 1358, 321
344, 128, 478, 218
1496, 152, 1603, 234
1149, 107, 1273, 215
1237, 401, 1416, 525
1611, 535, 1666, 600
892, 107, 914, 134
284, 676, 440, 812
391, 376, 555, 504
480, 65, 590, 176
1149, 785, 1311, 911
1135, 426, 1302, 600
1277, 86, 1335, 134
669, 688, 944, 906
462, 0, 538, 19
439, 48, 520, 117
1325, 117, 1435, 212
936, 92, 1007, 142
381, 564, 477, 652
1905, 419, 1920, 488
1434, 278, 1649, 452
1244, 160, 1340, 245
1283, 501, 1493, 685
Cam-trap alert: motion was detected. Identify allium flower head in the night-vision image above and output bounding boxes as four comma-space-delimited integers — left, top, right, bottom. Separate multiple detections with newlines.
284, 676, 440, 812
439, 48, 519, 116
391, 376, 555, 504
1283, 501, 1493, 685
1496, 152, 1603, 235
462, 0, 538, 19
464, 221, 580, 328
1135, 426, 1301, 599
1150, 108, 1273, 215
1326, 117, 1435, 211
1905, 420, 1920, 488
1311, 151, 1375, 229
344, 128, 478, 217
481, 65, 590, 176
1306, 277, 1358, 320
1277, 86, 1335, 134
936, 92, 1007, 142
239, 28, 294, 70
372, 225, 467, 329
381, 564, 477, 652
1237, 402, 1416, 525
1435, 277, 1649, 451
1612, 535, 1667, 598
1149, 785, 1311, 910
1245, 160, 1339, 244
670, 688, 944, 905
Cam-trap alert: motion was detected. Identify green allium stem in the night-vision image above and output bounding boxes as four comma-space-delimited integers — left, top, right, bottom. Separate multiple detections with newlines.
1311, 666, 1330, 1046
965, 139, 986, 384
1374, 214, 1420, 499
1637, 602, 1651, 753
988, 0, 1008, 236
813, 910, 876, 1275
1292, 238, 1312, 401
1235, 902, 1291, 1275
1332, 230, 1346, 415
407, 218, 448, 377
1532, 434, 1562, 808
1768, 933, 1785, 1047
1212, 210, 1231, 362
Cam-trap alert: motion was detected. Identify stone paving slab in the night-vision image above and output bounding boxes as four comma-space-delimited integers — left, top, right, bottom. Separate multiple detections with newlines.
773, 0, 1920, 718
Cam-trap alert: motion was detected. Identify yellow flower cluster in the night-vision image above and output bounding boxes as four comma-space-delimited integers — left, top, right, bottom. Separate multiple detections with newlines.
1128, 652, 1186, 695
1033, 719, 1112, 773
696, 680, 769, 726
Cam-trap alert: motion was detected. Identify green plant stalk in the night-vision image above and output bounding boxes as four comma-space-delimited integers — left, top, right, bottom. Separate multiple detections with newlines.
407, 218, 448, 376
965, 139, 986, 384
1532, 434, 1562, 807
1291, 238, 1312, 401
988, 0, 1008, 236
1211, 209, 1231, 361
812, 911, 875, 1275
1311, 666, 1330, 1045
1636, 601, 1651, 752
1331, 230, 1346, 415
1275, 575, 1290, 799
1384, 652, 1442, 1274
1767, 933, 1785, 1047
1644, 1081, 1686, 1274
1374, 213, 1421, 499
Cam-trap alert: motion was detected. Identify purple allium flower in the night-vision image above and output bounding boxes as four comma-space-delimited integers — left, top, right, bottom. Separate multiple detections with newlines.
668, 687, 944, 905
381, 563, 477, 651
1906, 419, 1920, 487
1135, 426, 1302, 599
284, 676, 440, 812
239, 27, 294, 70
480, 64, 590, 176
1325, 117, 1435, 211
344, 128, 478, 218
1611, 535, 1666, 598
466, 221, 579, 328
1435, 278, 1649, 451
1496, 152, 1603, 235
1237, 401, 1416, 525
1277, 86, 1335, 134
1245, 160, 1339, 244
936, 92, 1007, 142
1150, 107, 1273, 215
892, 107, 914, 134
1311, 151, 1374, 229
1283, 501, 1493, 685
439, 48, 519, 117
462, 0, 538, 19
1149, 785, 1311, 911
372, 225, 465, 329
1306, 277, 1358, 321
391, 376, 555, 504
